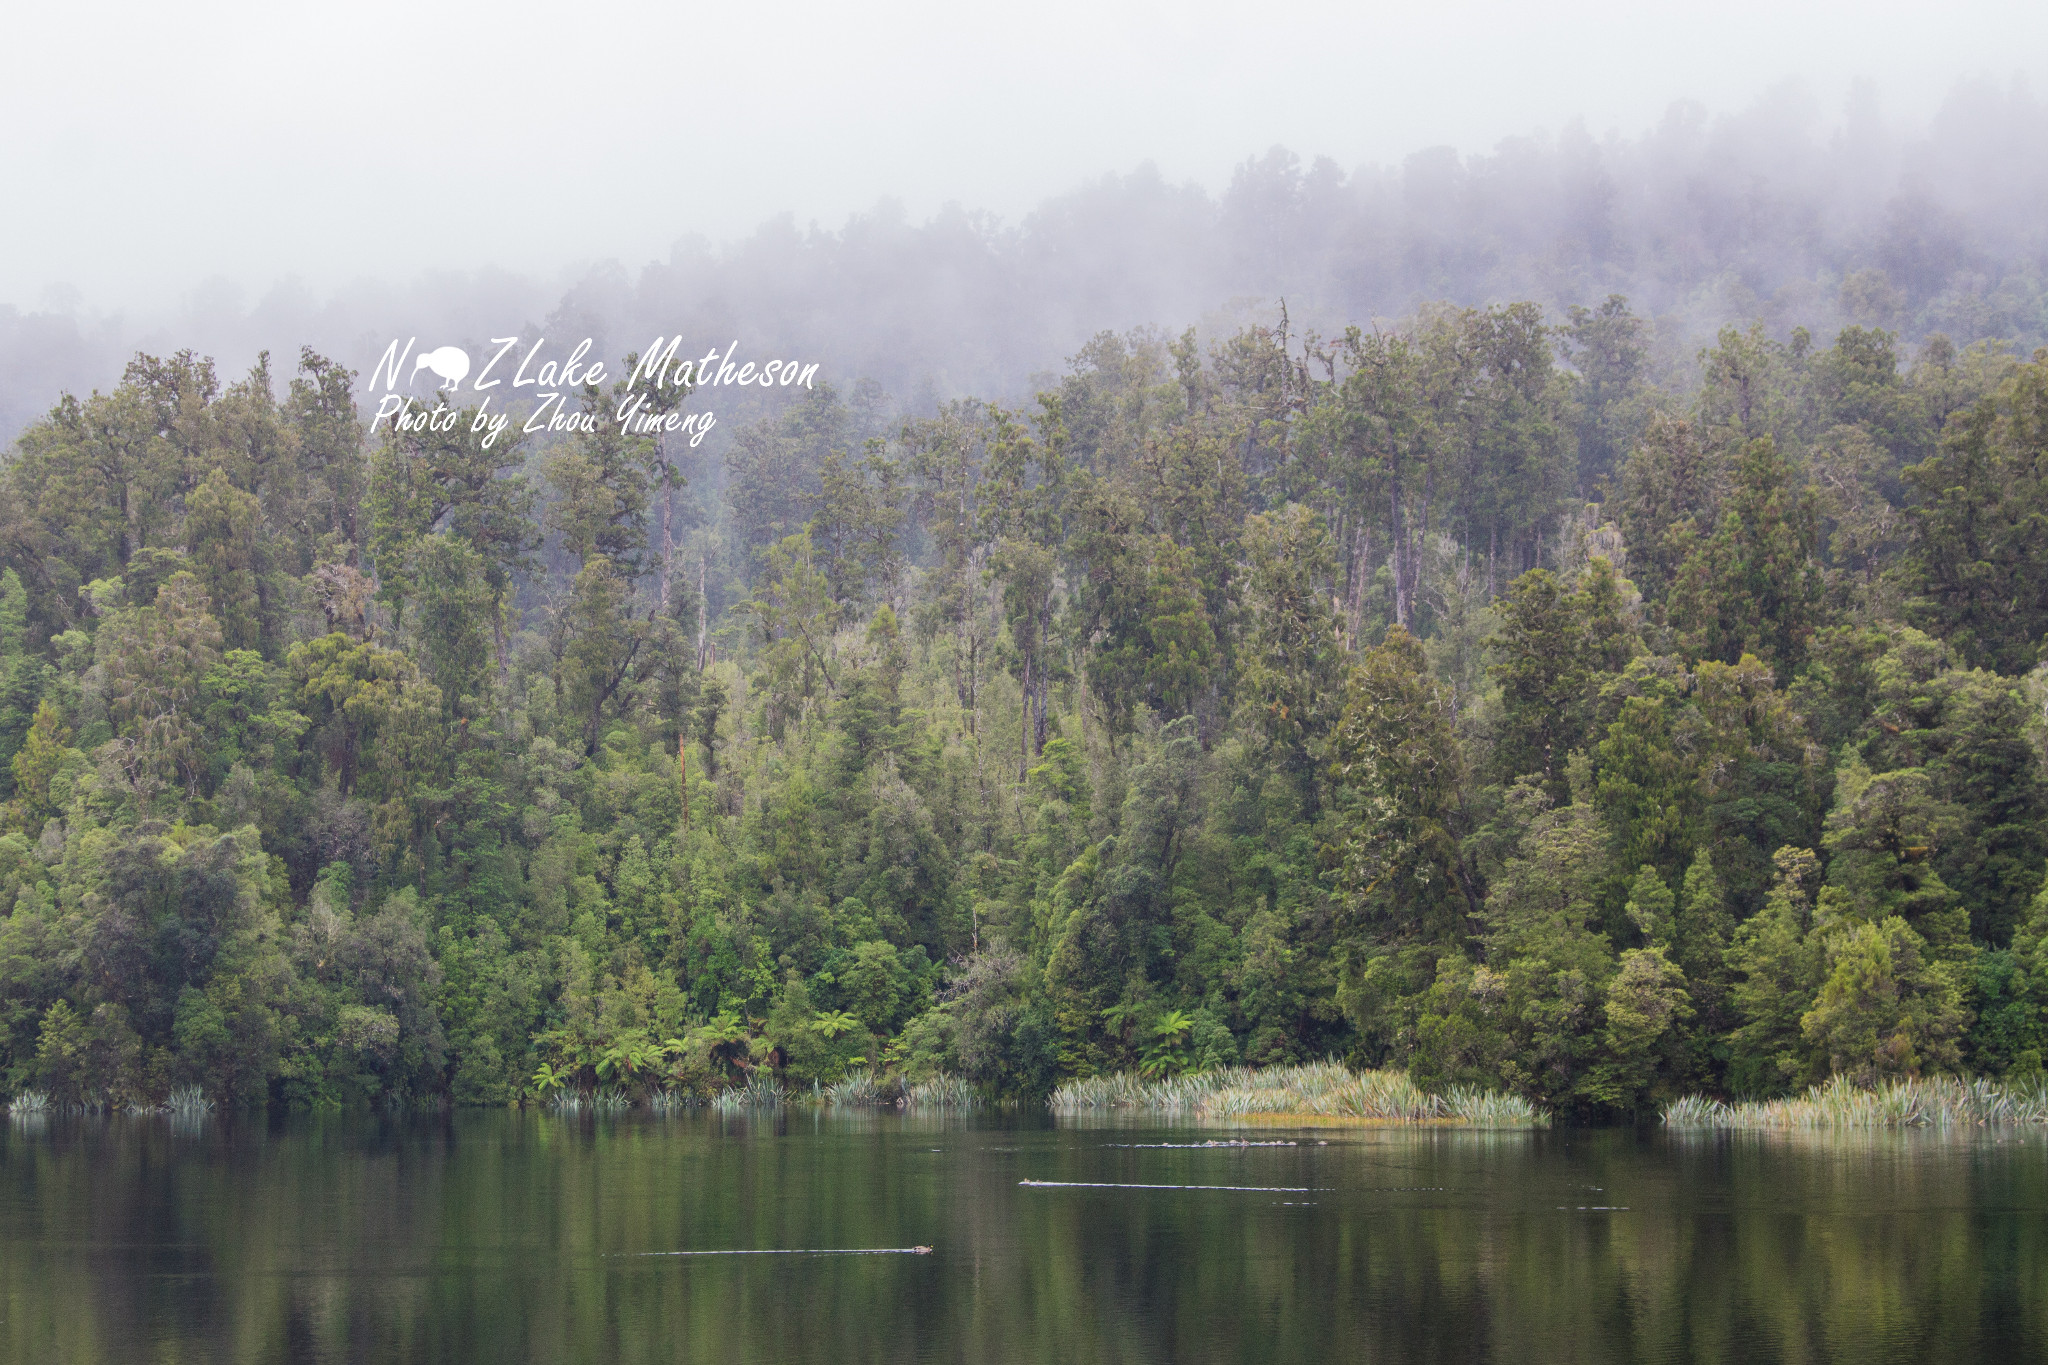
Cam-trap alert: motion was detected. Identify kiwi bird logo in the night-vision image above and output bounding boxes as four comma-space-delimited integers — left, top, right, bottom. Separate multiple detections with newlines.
413, 345, 471, 390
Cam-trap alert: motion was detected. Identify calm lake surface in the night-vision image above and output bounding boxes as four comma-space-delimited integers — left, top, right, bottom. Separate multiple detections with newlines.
1, 1108, 2044, 1363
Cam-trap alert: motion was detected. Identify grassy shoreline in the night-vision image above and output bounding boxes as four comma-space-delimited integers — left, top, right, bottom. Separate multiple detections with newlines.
1662, 1075, 2048, 1129
1050, 1062, 1546, 1128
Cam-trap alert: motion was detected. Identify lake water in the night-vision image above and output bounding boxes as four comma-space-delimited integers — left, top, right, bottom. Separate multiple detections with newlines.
1, 1108, 2044, 1363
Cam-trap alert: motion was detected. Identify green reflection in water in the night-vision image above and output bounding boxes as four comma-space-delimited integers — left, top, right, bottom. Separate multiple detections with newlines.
1, 1111, 2044, 1364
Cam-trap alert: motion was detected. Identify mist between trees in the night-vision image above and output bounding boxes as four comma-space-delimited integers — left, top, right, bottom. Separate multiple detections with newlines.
3, 271, 2048, 1121
5, 77, 2045, 454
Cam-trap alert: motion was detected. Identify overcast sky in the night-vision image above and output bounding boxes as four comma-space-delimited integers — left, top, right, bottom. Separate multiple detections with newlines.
5, 0, 2043, 312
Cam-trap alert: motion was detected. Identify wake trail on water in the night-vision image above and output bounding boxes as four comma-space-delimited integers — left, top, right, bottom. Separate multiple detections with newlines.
1101, 1140, 1302, 1148
1020, 1180, 1328, 1192
617, 1247, 934, 1257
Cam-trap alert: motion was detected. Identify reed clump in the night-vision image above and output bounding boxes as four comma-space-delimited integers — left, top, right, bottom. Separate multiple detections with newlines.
823, 1070, 882, 1106
3, 1087, 216, 1118
710, 1071, 785, 1114
1050, 1062, 1543, 1128
1663, 1075, 2048, 1129
906, 1074, 981, 1110
163, 1085, 213, 1117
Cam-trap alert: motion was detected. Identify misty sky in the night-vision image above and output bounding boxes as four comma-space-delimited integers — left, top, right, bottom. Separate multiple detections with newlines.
6, 0, 2044, 312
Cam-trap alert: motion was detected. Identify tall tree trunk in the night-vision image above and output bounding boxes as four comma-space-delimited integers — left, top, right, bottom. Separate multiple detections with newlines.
1033, 671, 1049, 755
1349, 523, 1367, 646
695, 554, 709, 670
658, 481, 674, 614
1391, 482, 1409, 628
1018, 649, 1032, 782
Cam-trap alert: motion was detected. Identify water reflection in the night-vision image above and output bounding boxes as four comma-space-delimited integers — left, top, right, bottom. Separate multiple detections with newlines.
0, 1111, 2042, 1364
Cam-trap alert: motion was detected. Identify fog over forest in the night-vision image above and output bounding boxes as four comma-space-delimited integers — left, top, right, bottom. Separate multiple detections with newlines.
25, 4, 2048, 1356
4, 76, 2043, 451
10, 56, 2048, 1120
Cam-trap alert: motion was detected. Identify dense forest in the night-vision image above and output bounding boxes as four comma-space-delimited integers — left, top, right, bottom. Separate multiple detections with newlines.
0, 296, 2046, 1119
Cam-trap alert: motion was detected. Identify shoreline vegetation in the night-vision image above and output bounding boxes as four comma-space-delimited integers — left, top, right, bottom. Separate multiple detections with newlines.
1050, 1062, 1547, 1128
1, 1070, 987, 1119
1662, 1074, 2048, 1129
16, 1060, 2048, 1135
540, 1075, 984, 1116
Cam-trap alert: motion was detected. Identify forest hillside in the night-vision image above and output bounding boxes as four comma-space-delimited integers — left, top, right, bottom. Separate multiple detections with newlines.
1, 301, 2046, 1117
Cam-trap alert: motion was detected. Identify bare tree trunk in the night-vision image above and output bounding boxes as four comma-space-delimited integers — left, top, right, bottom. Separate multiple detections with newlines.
1419, 464, 1434, 589
658, 480, 675, 614
1034, 675, 1049, 755
1332, 507, 1344, 591
1349, 522, 1367, 646
1390, 483, 1409, 629
492, 595, 510, 681
1018, 649, 1032, 782
695, 554, 709, 670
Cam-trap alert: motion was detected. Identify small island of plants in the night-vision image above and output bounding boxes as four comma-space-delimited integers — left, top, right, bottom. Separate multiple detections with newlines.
1051, 1061, 1546, 1127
